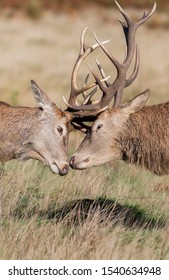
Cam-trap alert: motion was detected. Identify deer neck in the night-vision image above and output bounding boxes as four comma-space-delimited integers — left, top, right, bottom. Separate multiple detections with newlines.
119, 104, 169, 175
0, 106, 41, 161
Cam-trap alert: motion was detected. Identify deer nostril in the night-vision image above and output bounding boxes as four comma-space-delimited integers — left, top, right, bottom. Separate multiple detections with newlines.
60, 164, 69, 176
69, 156, 75, 169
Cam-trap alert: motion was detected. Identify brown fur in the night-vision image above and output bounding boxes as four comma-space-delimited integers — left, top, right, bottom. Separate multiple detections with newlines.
120, 102, 169, 175
0, 104, 41, 161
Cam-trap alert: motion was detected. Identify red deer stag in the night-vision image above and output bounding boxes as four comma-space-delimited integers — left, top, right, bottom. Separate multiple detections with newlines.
65, 2, 166, 175
0, 80, 71, 176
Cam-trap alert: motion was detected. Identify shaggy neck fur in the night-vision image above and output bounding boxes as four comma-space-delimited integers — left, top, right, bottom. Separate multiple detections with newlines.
119, 102, 169, 175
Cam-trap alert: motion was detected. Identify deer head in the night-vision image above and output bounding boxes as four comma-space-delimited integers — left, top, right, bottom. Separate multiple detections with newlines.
29, 80, 72, 175
70, 90, 150, 169
0, 80, 72, 175
64, 1, 156, 170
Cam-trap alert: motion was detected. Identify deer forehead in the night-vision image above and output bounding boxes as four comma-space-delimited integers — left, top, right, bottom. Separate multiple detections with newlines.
42, 109, 68, 126
98, 108, 127, 125
54, 108, 72, 124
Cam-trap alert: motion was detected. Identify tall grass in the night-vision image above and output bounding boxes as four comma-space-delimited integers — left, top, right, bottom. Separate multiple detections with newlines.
0, 160, 169, 259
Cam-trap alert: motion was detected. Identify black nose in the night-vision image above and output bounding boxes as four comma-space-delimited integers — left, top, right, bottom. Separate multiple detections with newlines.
59, 164, 69, 176
69, 156, 76, 169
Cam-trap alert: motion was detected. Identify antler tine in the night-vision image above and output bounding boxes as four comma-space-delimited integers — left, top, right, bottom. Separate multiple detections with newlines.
82, 86, 98, 105
115, 0, 132, 27
115, 1, 156, 29
94, 32, 120, 71
82, 73, 90, 99
83, 60, 112, 106
136, 2, 157, 28
96, 59, 111, 87
81, 74, 98, 105
126, 44, 140, 87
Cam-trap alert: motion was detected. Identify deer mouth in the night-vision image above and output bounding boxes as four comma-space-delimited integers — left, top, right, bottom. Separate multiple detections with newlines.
69, 155, 90, 170
37, 154, 69, 176
31, 149, 69, 176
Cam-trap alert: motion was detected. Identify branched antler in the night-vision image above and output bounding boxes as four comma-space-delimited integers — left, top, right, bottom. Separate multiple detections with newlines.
89, 1, 156, 108
65, 1, 156, 131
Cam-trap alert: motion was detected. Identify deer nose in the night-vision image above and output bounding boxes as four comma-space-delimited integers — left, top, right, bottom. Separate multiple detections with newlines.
59, 164, 69, 176
69, 156, 76, 169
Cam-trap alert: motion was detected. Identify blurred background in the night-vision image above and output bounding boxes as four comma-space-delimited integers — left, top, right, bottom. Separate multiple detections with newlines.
0, 1, 169, 13
0, 0, 168, 114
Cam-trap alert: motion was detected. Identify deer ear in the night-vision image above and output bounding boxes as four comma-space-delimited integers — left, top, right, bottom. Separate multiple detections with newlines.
121, 89, 150, 114
31, 80, 56, 112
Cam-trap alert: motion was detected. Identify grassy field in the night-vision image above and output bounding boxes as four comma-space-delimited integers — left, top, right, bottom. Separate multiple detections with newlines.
0, 4, 169, 259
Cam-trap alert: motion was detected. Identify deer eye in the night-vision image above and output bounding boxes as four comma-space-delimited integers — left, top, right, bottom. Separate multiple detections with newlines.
96, 124, 103, 132
57, 126, 63, 135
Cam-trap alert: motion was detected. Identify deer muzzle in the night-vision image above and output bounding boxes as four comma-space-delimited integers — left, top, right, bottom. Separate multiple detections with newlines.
69, 156, 76, 169
69, 155, 90, 170
59, 164, 69, 176
50, 161, 69, 175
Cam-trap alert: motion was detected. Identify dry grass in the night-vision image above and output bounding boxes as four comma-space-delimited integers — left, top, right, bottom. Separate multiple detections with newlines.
0, 160, 169, 259
0, 5, 169, 259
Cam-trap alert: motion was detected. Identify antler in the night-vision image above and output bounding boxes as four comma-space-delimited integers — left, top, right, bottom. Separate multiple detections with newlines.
65, 1, 156, 114
89, 1, 156, 108
63, 26, 110, 116
65, 1, 156, 133
96, 1, 156, 108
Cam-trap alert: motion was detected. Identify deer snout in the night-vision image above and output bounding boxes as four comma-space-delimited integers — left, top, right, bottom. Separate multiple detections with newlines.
69, 155, 90, 170
59, 163, 69, 176
69, 156, 76, 169
50, 161, 69, 175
